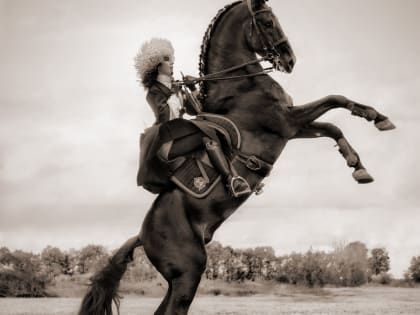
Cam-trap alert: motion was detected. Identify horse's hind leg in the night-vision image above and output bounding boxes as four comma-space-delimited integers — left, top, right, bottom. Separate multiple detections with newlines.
293, 122, 374, 183
150, 251, 205, 315
165, 266, 205, 315
141, 191, 207, 315
290, 95, 395, 131
155, 284, 172, 315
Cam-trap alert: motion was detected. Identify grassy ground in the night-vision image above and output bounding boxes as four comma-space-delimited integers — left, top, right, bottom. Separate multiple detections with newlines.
1, 286, 420, 315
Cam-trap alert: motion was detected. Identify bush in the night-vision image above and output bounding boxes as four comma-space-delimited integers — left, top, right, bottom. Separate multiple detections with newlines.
371, 272, 392, 285
0, 250, 51, 297
77, 245, 109, 274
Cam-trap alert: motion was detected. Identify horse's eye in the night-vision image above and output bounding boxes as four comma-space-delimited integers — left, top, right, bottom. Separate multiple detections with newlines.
265, 21, 273, 28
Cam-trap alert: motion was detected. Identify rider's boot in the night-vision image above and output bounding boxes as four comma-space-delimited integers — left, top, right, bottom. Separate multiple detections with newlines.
204, 139, 251, 197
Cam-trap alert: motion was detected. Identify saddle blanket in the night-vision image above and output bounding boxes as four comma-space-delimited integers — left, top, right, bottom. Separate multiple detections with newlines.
170, 152, 221, 198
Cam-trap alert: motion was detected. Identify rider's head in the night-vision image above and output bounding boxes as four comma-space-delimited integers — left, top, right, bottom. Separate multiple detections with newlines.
134, 38, 175, 88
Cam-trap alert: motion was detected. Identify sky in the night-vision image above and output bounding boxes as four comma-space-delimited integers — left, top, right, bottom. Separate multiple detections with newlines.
1, 0, 419, 278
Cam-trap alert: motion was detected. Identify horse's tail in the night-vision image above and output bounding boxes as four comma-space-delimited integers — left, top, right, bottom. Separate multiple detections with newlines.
78, 236, 142, 315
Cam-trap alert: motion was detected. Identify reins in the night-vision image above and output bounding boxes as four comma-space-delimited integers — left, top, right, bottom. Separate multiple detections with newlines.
179, 55, 275, 85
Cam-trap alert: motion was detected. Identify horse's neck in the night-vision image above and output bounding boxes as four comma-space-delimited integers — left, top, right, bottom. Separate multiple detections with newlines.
205, 6, 254, 73
203, 7, 288, 164
204, 6, 262, 101
204, 24, 267, 112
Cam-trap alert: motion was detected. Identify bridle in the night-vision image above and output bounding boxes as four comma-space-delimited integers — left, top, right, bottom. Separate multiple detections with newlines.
246, 0, 288, 58
179, 0, 287, 85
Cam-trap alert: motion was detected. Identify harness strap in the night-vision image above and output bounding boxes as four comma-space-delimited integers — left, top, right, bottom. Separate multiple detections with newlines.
235, 152, 273, 178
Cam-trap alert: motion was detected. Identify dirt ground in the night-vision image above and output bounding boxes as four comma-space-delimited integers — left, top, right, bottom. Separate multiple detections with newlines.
1, 287, 420, 315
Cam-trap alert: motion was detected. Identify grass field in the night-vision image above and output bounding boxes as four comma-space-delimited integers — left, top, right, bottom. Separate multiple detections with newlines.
1, 286, 420, 315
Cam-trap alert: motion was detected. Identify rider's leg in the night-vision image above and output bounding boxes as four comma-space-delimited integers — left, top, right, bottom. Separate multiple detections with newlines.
202, 137, 251, 197
167, 133, 203, 159
157, 132, 204, 172
157, 131, 251, 196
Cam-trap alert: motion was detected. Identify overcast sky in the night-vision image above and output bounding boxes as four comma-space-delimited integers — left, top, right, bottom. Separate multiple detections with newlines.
1, 0, 419, 277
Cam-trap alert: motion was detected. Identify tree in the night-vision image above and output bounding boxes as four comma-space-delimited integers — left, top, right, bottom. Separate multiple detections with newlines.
330, 242, 369, 286
408, 256, 420, 283
77, 245, 109, 274
368, 247, 390, 275
40, 246, 66, 278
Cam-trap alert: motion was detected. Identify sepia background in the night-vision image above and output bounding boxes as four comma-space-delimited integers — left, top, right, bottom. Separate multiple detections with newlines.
1, 0, 419, 279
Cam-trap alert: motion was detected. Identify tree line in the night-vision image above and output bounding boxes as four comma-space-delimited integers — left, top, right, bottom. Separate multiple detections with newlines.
1, 242, 420, 297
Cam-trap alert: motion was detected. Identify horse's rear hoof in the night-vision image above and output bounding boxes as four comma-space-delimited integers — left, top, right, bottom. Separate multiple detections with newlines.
352, 169, 374, 184
375, 119, 396, 131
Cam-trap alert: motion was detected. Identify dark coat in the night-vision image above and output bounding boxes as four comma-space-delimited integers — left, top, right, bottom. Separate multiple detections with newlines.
146, 81, 173, 125
137, 82, 172, 192
146, 81, 197, 124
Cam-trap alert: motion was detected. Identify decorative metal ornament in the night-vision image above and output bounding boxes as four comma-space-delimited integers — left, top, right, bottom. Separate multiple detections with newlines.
193, 177, 208, 191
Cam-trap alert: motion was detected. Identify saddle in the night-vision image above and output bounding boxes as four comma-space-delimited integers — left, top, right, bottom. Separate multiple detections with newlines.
169, 113, 242, 198
138, 114, 272, 198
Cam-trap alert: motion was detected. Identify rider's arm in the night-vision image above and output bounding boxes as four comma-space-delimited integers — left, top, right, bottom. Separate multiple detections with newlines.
181, 75, 202, 115
184, 90, 201, 116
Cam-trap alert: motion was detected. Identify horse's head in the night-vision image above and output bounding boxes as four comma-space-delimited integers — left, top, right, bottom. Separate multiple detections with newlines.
244, 0, 296, 73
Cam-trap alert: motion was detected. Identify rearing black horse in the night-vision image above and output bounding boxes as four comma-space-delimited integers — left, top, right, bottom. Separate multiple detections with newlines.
79, 1, 395, 314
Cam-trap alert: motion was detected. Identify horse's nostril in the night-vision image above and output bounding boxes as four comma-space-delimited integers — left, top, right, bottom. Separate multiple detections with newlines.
288, 59, 294, 69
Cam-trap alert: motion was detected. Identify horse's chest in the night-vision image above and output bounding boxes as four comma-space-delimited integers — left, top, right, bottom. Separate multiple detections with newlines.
270, 82, 293, 108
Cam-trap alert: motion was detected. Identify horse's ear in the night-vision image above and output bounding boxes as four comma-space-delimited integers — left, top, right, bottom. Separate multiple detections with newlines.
250, 0, 267, 11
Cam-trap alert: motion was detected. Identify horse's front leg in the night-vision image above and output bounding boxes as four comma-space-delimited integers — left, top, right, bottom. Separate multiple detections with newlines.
292, 122, 374, 184
290, 95, 395, 131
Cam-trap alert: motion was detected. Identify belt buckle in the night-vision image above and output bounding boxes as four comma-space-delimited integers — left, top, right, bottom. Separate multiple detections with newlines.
246, 155, 261, 171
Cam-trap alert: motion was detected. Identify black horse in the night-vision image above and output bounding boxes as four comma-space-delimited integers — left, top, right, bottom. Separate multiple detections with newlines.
79, 1, 395, 314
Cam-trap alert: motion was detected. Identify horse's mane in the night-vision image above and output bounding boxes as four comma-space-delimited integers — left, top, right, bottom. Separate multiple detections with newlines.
198, 1, 242, 102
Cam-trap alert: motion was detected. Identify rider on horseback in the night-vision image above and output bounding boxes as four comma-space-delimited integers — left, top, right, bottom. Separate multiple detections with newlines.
135, 38, 251, 197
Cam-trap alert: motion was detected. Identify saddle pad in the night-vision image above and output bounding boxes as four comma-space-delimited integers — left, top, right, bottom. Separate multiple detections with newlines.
170, 155, 221, 198
197, 113, 241, 149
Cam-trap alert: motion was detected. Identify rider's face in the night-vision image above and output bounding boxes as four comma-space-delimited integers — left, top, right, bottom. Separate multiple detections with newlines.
158, 56, 174, 77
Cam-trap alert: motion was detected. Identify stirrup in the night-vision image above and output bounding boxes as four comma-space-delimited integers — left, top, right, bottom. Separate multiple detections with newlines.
229, 176, 252, 197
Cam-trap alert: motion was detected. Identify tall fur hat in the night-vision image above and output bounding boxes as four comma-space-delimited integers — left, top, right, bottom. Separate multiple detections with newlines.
134, 38, 175, 85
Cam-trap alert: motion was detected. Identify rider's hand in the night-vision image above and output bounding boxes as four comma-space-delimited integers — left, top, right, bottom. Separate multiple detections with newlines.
172, 80, 182, 93
184, 75, 198, 91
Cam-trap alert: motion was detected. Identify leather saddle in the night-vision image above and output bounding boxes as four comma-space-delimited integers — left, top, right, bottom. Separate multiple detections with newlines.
169, 113, 242, 198
138, 113, 272, 197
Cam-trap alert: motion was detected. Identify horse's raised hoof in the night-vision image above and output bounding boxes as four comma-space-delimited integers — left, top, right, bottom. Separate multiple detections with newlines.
375, 119, 396, 131
352, 169, 374, 184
